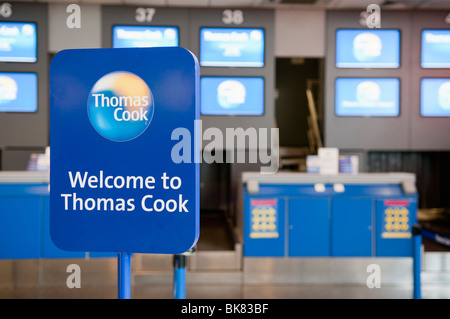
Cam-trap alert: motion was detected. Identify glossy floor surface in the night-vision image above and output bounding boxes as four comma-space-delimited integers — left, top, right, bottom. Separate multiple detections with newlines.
1, 215, 449, 299
0, 249, 449, 299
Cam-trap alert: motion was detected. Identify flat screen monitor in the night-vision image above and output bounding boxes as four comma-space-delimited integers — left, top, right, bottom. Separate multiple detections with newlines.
0, 72, 38, 112
112, 25, 179, 48
335, 29, 400, 68
421, 29, 450, 68
201, 77, 264, 116
0, 22, 37, 63
199, 27, 265, 67
335, 78, 400, 117
420, 78, 450, 117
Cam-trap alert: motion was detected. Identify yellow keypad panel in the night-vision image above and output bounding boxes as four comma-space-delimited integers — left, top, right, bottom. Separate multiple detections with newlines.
250, 207, 279, 239
382, 207, 411, 239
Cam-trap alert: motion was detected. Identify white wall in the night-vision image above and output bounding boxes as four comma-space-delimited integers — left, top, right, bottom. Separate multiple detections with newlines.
48, 3, 102, 53
274, 9, 326, 57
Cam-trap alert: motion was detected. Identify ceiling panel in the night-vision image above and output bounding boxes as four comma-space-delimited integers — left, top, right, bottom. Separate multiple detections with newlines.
80, 0, 123, 4
166, 0, 209, 6
327, 0, 384, 9
21, 0, 450, 9
326, 0, 449, 9
209, 0, 255, 6
279, 0, 318, 4
418, 0, 450, 8
36, 0, 73, 3
122, 0, 166, 5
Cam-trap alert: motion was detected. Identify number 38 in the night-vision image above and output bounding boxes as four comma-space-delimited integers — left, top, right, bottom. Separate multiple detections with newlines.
222, 9, 244, 25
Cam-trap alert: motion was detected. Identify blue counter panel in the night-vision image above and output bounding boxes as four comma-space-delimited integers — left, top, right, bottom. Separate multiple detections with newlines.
0, 184, 49, 197
0, 197, 42, 259
243, 196, 286, 257
289, 197, 330, 257
243, 178, 418, 258
0, 181, 121, 259
375, 198, 418, 257
331, 197, 373, 257
253, 184, 405, 198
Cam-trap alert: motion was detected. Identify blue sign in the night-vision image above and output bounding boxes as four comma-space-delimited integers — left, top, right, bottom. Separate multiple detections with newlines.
0, 72, 37, 112
0, 22, 37, 63
113, 25, 179, 48
335, 77, 400, 117
200, 27, 264, 67
421, 78, 450, 117
335, 29, 400, 68
201, 76, 264, 116
421, 30, 450, 68
50, 47, 199, 254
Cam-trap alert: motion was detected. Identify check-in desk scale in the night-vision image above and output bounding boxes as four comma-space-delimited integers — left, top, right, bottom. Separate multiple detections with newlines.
242, 172, 419, 258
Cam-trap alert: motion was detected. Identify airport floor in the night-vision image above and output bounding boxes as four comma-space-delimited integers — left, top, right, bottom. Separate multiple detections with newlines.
1, 214, 449, 300
0, 240, 449, 299
0, 273, 449, 299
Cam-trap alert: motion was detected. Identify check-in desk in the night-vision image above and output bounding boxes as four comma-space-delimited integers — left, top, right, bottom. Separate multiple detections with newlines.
0, 171, 52, 259
0, 171, 114, 259
240, 172, 422, 298
242, 172, 418, 257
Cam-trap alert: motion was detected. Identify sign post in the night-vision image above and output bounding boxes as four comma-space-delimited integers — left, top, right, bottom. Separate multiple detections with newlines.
118, 252, 131, 299
49, 47, 200, 299
173, 254, 186, 299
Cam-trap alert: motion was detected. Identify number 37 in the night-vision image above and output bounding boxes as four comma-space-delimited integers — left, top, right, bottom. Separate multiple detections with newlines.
135, 7, 156, 23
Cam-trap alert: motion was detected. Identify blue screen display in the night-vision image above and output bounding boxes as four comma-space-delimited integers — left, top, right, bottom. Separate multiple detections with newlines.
421, 78, 450, 117
200, 28, 264, 67
421, 30, 450, 68
112, 25, 179, 48
0, 73, 37, 112
0, 22, 37, 63
335, 29, 400, 68
335, 78, 400, 117
201, 77, 264, 115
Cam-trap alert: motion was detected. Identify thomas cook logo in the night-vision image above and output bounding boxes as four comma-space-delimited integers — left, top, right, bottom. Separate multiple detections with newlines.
87, 71, 154, 142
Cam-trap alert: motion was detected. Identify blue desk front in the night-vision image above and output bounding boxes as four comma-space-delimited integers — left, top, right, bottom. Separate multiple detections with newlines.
0, 171, 115, 259
242, 172, 418, 258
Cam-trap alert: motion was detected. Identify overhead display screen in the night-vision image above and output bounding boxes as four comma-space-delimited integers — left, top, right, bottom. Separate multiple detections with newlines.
199, 27, 265, 67
0, 72, 38, 112
421, 30, 450, 68
201, 77, 264, 116
0, 22, 37, 63
335, 78, 400, 117
112, 25, 179, 48
421, 78, 450, 117
335, 29, 400, 68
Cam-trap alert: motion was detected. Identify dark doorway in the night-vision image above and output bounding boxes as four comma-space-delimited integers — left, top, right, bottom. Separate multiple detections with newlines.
275, 57, 324, 149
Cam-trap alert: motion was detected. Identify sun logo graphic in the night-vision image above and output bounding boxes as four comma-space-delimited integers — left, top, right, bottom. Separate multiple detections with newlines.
87, 71, 154, 142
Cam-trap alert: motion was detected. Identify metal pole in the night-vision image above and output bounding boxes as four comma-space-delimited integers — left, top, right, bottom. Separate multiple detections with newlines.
173, 254, 186, 299
118, 252, 131, 299
412, 224, 422, 299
